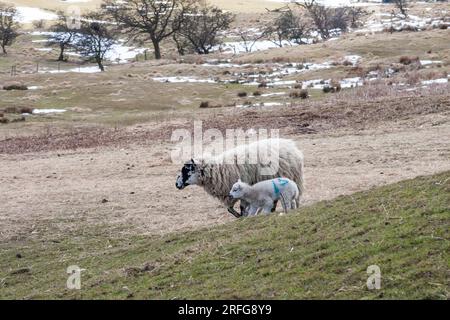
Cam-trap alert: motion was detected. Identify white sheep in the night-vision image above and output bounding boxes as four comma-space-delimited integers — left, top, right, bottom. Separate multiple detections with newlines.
229, 178, 300, 216
175, 138, 304, 217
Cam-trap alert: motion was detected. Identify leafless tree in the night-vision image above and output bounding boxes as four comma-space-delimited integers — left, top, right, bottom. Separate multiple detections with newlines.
75, 12, 115, 71
172, 32, 193, 55
393, 0, 409, 18
296, 0, 353, 40
347, 7, 368, 29
103, 0, 195, 59
0, 4, 19, 54
47, 12, 79, 61
175, 5, 234, 54
265, 8, 310, 46
236, 27, 266, 53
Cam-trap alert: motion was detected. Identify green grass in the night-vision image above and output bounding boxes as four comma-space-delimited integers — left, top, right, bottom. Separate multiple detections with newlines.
1, 172, 449, 299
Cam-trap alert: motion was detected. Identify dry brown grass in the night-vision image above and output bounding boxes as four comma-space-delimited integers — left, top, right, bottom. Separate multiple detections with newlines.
200, 83, 450, 136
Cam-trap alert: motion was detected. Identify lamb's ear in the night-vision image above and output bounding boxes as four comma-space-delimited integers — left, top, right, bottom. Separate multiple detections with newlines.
238, 178, 242, 183
190, 158, 195, 164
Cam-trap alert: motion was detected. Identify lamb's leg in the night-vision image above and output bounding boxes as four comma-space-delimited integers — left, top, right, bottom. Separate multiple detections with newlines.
291, 199, 297, 210
249, 206, 260, 216
240, 199, 250, 217
279, 192, 289, 215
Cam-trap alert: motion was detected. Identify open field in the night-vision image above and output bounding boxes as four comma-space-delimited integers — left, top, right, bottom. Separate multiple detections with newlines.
1, 172, 448, 299
0, 0, 449, 299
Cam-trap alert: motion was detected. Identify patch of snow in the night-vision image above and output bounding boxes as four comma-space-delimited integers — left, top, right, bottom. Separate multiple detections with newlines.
40, 66, 102, 74
153, 76, 216, 84
30, 32, 146, 63
421, 78, 448, 85
236, 102, 285, 108
216, 40, 303, 55
344, 55, 361, 66
106, 41, 148, 64
15, 7, 57, 23
261, 92, 286, 97
32, 108, 66, 114
420, 60, 442, 66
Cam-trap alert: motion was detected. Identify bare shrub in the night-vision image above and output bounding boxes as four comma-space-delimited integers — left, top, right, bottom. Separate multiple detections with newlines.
405, 72, 420, 85
3, 84, 28, 90
32, 19, 46, 29
253, 90, 262, 96
237, 91, 248, 97
20, 107, 33, 114
323, 85, 333, 93
258, 81, 268, 88
199, 101, 222, 108
399, 56, 419, 65
342, 60, 353, 66
323, 81, 341, 93
330, 79, 342, 92
290, 89, 309, 99
199, 101, 210, 108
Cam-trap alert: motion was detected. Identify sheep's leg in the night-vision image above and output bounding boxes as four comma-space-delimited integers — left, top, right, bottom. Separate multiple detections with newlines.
226, 198, 242, 218
227, 207, 242, 218
262, 205, 273, 215
271, 200, 278, 212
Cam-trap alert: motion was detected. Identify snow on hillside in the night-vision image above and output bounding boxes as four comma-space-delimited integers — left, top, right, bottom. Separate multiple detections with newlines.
15, 7, 58, 23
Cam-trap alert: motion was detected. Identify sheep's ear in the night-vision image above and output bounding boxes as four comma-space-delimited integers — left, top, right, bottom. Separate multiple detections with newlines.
238, 178, 242, 183
190, 158, 195, 164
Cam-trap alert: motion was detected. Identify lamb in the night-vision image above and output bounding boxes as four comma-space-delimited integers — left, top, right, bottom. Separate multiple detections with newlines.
229, 178, 300, 216
175, 138, 304, 217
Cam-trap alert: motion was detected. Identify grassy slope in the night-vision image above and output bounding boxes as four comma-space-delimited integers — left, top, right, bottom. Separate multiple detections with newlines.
1, 171, 449, 299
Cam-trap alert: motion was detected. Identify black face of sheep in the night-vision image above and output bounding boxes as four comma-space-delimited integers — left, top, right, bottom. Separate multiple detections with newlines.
176, 159, 198, 190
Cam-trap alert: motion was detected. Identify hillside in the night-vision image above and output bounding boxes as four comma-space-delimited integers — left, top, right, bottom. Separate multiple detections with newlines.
1, 171, 448, 299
